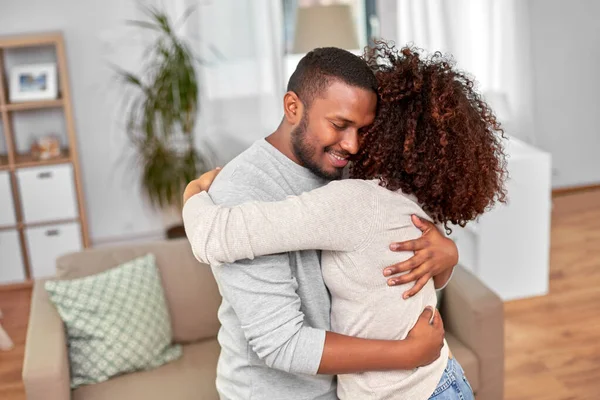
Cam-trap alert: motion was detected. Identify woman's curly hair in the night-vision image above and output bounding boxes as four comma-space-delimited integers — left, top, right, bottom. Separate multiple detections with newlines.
351, 42, 508, 233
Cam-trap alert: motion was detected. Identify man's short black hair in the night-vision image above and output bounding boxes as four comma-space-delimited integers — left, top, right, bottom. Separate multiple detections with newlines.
287, 47, 377, 108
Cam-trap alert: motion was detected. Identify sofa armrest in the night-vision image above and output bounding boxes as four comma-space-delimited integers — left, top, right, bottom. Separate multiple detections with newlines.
22, 280, 71, 400
441, 266, 504, 400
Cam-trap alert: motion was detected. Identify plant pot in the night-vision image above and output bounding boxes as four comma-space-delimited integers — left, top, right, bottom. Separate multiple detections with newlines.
166, 224, 187, 240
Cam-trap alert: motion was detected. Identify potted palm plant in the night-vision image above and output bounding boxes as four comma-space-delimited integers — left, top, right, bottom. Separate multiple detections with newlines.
115, 5, 209, 239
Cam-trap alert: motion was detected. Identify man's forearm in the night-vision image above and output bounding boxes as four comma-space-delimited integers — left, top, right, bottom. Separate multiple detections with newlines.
317, 332, 420, 374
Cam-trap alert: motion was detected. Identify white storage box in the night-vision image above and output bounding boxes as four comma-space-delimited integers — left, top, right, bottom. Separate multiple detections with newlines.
0, 171, 17, 227
25, 221, 83, 279
0, 229, 26, 284
17, 164, 79, 224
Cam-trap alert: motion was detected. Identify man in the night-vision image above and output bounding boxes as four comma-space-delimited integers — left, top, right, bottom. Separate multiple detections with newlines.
184, 48, 458, 399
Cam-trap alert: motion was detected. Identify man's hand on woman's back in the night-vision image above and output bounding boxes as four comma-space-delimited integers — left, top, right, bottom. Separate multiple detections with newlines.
405, 306, 445, 368
385, 215, 458, 298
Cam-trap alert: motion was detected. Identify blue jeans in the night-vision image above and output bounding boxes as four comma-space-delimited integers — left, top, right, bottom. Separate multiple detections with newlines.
428, 357, 475, 400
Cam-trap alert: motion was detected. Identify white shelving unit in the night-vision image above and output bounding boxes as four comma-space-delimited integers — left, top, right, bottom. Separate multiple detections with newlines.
0, 31, 90, 287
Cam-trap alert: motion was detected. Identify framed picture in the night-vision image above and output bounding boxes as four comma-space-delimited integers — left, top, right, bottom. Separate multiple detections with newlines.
9, 63, 58, 103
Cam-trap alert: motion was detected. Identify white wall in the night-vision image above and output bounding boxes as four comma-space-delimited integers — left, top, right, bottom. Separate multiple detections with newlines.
529, 0, 600, 188
1, 0, 282, 245
0, 0, 182, 245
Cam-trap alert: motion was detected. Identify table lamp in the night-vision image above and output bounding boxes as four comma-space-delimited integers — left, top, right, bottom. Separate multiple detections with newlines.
292, 4, 360, 53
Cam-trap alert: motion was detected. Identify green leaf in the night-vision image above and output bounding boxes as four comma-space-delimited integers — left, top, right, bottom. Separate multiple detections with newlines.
176, 5, 197, 28
125, 20, 161, 31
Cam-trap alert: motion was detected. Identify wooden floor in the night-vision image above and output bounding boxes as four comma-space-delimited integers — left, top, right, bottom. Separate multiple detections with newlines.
504, 189, 600, 400
0, 189, 599, 400
0, 287, 30, 400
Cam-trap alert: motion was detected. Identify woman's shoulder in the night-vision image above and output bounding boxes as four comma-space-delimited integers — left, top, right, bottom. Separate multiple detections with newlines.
327, 179, 414, 199
357, 181, 435, 222
388, 189, 436, 224
322, 179, 418, 202
324, 178, 381, 191
317, 179, 429, 216
309, 179, 381, 212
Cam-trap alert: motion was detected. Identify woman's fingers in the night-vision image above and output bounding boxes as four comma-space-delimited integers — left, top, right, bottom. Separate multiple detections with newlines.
384, 251, 431, 277
402, 274, 431, 299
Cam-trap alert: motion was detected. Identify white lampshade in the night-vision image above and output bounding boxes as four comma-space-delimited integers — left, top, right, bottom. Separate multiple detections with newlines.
292, 4, 360, 53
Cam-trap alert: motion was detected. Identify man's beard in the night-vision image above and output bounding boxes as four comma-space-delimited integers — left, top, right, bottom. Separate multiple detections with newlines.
291, 113, 344, 181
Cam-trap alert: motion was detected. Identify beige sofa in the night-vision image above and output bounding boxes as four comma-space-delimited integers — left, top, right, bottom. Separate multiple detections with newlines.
22, 239, 504, 400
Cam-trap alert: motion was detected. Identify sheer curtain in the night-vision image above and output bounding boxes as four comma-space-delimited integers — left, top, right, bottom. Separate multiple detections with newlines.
377, 0, 536, 144
164, 0, 285, 166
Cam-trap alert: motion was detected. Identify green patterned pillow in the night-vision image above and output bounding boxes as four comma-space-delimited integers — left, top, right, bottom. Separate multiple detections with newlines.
45, 253, 182, 389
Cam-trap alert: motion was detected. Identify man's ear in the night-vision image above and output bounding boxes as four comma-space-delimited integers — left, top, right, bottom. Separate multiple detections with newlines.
283, 91, 303, 125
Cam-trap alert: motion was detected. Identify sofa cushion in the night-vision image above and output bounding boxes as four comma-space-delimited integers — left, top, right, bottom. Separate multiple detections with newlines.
45, 253, 182, 389
56, 239, 222, 343
446, 332, 480, 393
73, 339, 220, 400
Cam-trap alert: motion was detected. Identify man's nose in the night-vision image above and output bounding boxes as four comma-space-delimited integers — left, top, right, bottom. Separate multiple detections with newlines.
340, 130, 359, 155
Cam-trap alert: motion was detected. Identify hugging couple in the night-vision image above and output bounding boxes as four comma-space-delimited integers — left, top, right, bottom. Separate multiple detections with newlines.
182, 42, 507, 400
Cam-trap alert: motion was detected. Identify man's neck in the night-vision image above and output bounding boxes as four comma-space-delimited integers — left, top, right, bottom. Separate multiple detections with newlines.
266, 125, 302, 166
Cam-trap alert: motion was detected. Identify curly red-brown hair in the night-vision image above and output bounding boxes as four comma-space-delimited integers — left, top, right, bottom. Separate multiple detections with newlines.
351, 43, 508, 233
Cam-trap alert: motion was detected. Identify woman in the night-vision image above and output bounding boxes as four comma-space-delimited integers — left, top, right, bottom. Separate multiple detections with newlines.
183, 44, 507, 399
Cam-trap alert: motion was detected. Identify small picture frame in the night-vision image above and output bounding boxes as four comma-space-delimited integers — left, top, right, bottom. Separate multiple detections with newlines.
9, 63, 58, 103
